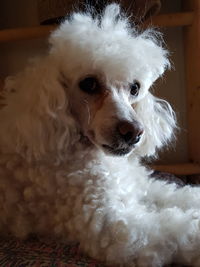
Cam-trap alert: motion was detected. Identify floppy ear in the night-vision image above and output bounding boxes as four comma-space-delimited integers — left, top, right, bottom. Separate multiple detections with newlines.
136, 29, 171, 86
0, 61, 78, 161
134, 92, 177, 157
131, 30, 175, 158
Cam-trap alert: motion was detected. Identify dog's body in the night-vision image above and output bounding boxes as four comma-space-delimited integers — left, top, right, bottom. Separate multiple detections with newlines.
1, 4, 200, 266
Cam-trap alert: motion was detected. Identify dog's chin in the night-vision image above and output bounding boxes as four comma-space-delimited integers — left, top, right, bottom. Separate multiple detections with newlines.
82, 132, 133, 156
101, 144, 132, 156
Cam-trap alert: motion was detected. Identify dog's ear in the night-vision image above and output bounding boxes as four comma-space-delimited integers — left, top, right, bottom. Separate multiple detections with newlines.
131, 31, 174, 158
1, 63, 78, 161
136, 29, 171, 84
134, 92, 177, 157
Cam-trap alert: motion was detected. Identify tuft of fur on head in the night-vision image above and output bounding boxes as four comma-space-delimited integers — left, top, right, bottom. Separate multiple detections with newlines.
49, 4, 170, 82
0, 3, 176, 161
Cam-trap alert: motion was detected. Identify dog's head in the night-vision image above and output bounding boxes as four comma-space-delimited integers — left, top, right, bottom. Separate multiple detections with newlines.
49, 4, 176, 158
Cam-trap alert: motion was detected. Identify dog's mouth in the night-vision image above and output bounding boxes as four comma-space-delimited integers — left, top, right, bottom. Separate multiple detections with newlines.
82, 131, 134, 156
102, 144, 132, 156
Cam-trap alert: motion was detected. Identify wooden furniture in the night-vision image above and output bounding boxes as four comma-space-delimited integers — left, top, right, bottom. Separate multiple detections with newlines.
0, 0, 199, 175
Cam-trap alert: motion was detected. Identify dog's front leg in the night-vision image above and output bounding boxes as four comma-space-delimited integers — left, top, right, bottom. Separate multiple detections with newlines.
63, 165, 163, 266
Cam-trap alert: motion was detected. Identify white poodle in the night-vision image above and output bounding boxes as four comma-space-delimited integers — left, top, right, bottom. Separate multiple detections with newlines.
0, 4, 200, 266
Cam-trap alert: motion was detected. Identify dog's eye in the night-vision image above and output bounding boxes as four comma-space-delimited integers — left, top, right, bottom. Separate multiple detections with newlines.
130, 82, 140, 96
79, 77, 99, 94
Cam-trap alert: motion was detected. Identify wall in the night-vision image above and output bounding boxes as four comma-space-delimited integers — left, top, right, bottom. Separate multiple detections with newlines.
0, 0, 188, 163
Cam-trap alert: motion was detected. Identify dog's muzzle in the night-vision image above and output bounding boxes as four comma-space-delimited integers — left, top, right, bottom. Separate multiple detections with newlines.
102, 120, 144, 156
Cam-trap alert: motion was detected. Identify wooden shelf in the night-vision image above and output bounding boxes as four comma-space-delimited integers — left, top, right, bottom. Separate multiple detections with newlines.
183, 0, 200, 163
0, 12, 194, 43
143, 11, 194, 28
0, 25, 56, 43
151, 163, 200, 175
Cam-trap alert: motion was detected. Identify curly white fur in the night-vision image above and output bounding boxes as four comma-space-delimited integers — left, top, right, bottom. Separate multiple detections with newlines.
0, 4, 200, 266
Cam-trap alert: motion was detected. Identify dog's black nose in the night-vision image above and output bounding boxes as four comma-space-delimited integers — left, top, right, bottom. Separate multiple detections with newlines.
117, 121, 144, 145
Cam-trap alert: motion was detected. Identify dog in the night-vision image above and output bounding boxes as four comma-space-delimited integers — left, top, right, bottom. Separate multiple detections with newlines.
1, 4, 200, 266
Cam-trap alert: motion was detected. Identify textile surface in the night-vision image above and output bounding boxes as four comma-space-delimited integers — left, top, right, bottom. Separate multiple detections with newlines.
0, 237, 108, 267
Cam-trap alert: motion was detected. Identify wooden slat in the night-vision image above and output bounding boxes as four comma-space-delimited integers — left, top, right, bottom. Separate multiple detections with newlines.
143, 11, 194, 28
0, 25, 55, 43
152, 163, 200, 175
0, 12, 194, 43
183, 0, 200, 164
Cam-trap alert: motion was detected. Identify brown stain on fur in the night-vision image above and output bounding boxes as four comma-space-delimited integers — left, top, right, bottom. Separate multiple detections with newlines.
90, 90, 110, 123
0, 84, 7, 109
0, 96, 7, 109
89, 90, 110, 124
95, 90, 109, 112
